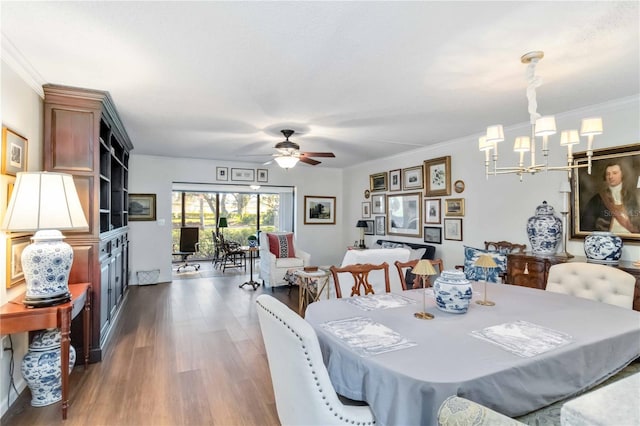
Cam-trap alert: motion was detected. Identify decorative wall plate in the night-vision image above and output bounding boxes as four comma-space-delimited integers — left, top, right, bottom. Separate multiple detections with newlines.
454, 180, 465, 193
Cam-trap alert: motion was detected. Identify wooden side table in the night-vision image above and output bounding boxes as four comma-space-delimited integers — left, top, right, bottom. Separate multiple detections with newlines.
295, 269, 331, 316
0, 283, 91, 420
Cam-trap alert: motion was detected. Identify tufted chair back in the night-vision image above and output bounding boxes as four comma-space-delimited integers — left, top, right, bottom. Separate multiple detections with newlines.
546, 262, 635, 309
256, 295, 375, 425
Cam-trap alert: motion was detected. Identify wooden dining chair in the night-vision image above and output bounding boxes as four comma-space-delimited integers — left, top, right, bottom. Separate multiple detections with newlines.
330, 263, 390, 298
395, 258, 444, 290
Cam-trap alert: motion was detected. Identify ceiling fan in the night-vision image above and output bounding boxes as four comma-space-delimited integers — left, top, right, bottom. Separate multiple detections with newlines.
270, 129, 336, 168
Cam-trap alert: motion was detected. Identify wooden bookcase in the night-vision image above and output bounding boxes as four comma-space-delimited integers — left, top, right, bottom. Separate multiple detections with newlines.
43, 84, 133, 362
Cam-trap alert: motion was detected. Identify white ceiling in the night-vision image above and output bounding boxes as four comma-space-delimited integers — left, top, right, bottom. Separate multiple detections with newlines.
1, 1, 638, 168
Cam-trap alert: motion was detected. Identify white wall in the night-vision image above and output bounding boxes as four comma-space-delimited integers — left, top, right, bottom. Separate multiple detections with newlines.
128, 155, 344, 283
0, 59, 44, 415
343, 96, 640, 269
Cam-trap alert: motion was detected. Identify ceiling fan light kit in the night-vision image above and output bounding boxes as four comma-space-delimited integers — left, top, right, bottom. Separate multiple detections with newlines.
480, 51, 603, 181
265, 129, 336, 169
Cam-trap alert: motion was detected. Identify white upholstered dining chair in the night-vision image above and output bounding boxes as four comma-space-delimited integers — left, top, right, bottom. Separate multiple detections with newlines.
255, 295, 376, 426
546, 262, 635, 309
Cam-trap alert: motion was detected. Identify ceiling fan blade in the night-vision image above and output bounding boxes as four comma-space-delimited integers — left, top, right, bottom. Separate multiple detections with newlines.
300, 152, 335, 158
299, 157, 321, 166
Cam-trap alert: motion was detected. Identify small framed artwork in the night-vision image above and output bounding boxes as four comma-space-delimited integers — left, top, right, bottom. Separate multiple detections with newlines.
257, 168, 268, 182
387, 192, 422, 237
444, 218, 463, 241
364, 220, 375, 235
423, 226, 442, 244
216, 167, 228, 181
370, 172, 387, 192
129, 193, 157, 221
362, 202, 371, 218
375, 216, 386, 235
402, 165, 424, 190
371, 194, 385, 214
388, 169, 402, 191
424, 198, 441, 224
304, 196, 336, 225
231, 168, 255, 182
6, 234, 30, 288
2, 127, 28, 176
424, 156, 452, 197
445, 198, 465, 216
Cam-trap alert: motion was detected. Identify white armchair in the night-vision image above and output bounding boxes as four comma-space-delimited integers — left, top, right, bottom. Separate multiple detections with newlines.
259, 231, 311, 288
546, 262, 635, 309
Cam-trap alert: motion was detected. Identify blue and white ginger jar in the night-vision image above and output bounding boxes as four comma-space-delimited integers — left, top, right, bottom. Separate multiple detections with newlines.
584, 231, 623, 265
21, 328, 76, 407
433, 270, 473, 314
21, 230, 73, 299
526, 201, 562, 255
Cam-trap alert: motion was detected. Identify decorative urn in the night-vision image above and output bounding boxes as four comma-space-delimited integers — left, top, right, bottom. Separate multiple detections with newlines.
433, 270, 473, 314
526, 201, 562, 255
584, 231, 623, 265
21, 328, 76, 407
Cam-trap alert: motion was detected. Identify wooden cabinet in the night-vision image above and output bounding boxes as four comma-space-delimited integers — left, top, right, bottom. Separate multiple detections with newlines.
506, 253, 640, 311
44, 84, 133, 362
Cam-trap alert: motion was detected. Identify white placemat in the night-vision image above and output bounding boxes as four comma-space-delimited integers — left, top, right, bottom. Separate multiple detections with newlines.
321, 316, 417, 356
345, 293, 417, 311
471, 320, 573, 358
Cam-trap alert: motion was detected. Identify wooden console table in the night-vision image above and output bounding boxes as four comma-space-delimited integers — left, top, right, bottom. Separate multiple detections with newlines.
0, 283, 91, 420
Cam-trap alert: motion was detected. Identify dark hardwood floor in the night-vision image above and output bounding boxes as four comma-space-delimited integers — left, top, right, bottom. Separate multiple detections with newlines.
2, 264, 298, 426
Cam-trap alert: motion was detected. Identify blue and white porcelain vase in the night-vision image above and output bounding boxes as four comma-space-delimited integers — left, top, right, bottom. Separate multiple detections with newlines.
526, 201, 562, 255
584, 231, 623, 265
21, 328, 76, 407
21, 230, 73, 300
433, 270, 473, 314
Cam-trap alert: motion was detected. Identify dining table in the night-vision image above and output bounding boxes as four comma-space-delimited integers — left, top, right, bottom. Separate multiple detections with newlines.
305, 283, 640, 426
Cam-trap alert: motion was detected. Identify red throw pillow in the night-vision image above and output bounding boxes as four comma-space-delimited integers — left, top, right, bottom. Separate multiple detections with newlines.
267, 233, 296, 258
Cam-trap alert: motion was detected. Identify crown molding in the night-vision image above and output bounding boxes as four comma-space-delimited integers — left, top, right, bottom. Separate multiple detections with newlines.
1, 34, 45, 98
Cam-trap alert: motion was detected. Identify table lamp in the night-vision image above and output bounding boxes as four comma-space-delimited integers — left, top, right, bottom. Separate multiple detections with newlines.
356, 220, 367, 248
475, 254, 497, 306
412, 259, 437, 320
2, 172, 88, 307
218, 217, 228, 238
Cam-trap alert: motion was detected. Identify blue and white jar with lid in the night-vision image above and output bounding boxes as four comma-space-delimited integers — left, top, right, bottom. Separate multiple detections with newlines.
526, 201, 562, 255
433, 270, 473, 314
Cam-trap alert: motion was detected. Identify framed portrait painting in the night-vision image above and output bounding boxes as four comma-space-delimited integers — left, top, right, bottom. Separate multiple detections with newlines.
129, 193, 157, 221
571, 144, 640, 241
402, 165, 423, 190
2, 127, 28, 176
304, 196, 336, 225
387, 192, 422, 237
6, 234, 30, 288
424, 199, 441, 224
388, 169, 402, 191
424, 156, 451, 197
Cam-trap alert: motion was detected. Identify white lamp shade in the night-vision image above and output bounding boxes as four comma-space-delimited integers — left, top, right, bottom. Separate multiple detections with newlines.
513, 136, 531, 152
560, 130, 580, 146
580, 117, 603, 136
2, 172, 89, 232
478, 136, 493, 151
274, 156, 300, 169
486, 125, 504, 143
534, 116, 557, 136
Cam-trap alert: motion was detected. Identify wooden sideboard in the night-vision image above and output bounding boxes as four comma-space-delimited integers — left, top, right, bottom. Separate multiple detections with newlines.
506, 253, 640, 311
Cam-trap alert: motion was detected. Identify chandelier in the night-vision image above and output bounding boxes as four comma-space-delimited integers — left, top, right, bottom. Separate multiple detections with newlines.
479, 51, 603, 180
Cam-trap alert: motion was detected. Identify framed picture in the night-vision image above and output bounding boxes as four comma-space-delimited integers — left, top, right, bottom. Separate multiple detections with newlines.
424, 198, 441, 224
423, 226, 442, 244
424, 156, 452, 197
444, 218, 463, 241
571, 144, 640, 241
402, 165, 424, 190
445, 198, 465, 216
387, 192, 422, 237
231, 168, 255, 182
257, 168, 268, 182
6, 234, 30, 288
216, 167, 228, 181
389, 169, 402, 191
371, 194, 385, 214
370, 172, 387, 192
364, 220, 375, 235
304, 196, 336, 225
454, 179, 466, 193
2, 127, 28, 176
375, 216, 386, 235
362, 202, 371, 218
129, 193, 157, 221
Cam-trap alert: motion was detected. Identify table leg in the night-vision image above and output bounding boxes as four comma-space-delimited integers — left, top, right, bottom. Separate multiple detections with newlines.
298, 276, 305, 316
239, 250, 259, 290
59, 306, 72, 420
83, 287, 91, 368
